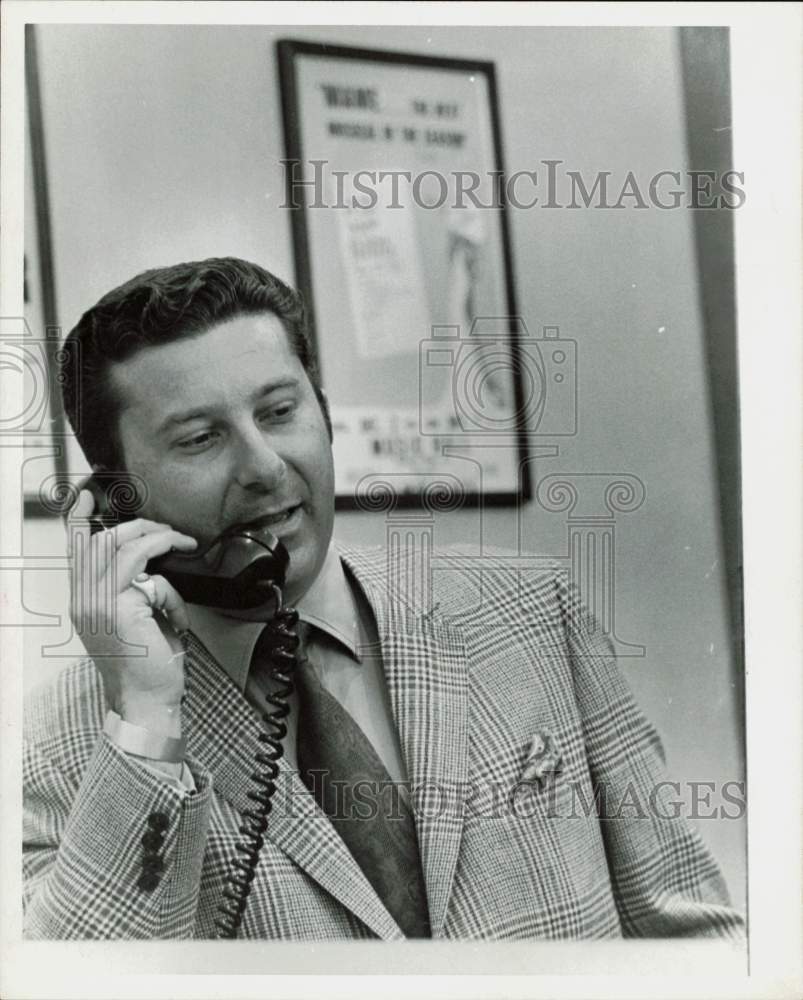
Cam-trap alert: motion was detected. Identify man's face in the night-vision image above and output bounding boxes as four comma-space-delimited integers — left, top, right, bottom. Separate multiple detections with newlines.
110, 313, 335, 605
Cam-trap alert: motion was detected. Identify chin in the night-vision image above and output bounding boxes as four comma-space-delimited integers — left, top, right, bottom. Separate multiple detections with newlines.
285, 545, 325, 602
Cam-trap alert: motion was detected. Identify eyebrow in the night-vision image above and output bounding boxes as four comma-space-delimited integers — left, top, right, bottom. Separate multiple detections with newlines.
156, 378, 300, 434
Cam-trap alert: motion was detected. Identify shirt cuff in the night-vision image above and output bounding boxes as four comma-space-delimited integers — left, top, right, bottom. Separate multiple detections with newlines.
132, 757, 197, 795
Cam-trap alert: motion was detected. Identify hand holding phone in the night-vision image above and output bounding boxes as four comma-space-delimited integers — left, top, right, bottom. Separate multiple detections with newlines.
68, 479, 297, 937
67, 488, 198, 734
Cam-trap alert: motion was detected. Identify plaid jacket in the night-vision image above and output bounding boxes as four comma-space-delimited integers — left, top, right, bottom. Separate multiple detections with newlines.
23, 545, 745, 940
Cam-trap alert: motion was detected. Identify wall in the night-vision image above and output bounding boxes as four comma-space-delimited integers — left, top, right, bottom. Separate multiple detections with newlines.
24, 24, 744, 906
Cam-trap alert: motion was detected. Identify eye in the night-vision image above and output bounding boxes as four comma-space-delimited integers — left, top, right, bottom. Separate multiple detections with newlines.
259, 400, 296, 422
176, 430, 220, 452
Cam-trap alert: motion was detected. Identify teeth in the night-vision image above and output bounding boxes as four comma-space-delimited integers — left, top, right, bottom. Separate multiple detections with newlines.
236, 505, 299, 532
263, 506, 296, 526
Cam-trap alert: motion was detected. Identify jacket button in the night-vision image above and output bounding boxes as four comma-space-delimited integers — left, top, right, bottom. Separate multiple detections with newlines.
141, 830, 164, 851
137, 870, 160, 892
147, 811, 169, 832
141, 855, 165, 875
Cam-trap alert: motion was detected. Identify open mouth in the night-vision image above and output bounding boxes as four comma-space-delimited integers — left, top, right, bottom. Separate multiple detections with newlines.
236, 504, 302, 532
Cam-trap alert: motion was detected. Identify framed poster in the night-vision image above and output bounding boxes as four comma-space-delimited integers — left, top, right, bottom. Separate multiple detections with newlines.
278, 40, 537, 509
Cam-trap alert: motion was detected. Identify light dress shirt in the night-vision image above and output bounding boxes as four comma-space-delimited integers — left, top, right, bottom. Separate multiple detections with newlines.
127, 542, 408, 796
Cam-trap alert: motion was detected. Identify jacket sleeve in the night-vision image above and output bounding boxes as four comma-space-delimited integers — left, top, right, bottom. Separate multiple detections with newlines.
24, 731, 212, 939
555, 574, 746, 940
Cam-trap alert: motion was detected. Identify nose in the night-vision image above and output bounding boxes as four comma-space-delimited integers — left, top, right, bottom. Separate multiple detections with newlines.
232, 426, 287, 493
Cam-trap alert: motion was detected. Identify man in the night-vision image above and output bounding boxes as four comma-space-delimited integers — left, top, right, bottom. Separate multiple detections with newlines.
24, 257, 745, 940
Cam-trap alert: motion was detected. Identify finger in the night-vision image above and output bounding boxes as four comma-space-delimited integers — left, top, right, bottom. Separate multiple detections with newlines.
104, 518, 197, 549
118, 528, 199, 559
84, 522, 196, 594
112, 529, 200, 590
148, 574, 191, 635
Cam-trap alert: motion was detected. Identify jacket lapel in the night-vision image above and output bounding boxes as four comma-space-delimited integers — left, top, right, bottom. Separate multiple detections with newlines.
340, 546, 470, 938
181, 542, 470, 940
181, 633, 404, 940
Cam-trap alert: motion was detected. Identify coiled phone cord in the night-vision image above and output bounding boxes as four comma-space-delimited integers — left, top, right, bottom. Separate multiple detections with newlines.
214, 583, 300, 939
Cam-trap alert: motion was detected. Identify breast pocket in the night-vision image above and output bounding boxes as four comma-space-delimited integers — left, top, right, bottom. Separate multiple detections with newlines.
455, 723, 619, 938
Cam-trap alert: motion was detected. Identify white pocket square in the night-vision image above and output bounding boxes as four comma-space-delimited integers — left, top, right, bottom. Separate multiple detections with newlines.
520, 732, 563, 786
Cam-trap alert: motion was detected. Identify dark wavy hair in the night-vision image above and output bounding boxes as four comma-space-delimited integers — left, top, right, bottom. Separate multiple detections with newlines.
60, 257, 330, 470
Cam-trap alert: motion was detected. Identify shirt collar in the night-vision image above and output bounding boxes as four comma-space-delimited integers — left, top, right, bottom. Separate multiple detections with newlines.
185, 541, 361, 693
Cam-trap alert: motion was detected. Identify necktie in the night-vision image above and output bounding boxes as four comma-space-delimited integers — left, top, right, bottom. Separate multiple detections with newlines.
293, 626, 431, 938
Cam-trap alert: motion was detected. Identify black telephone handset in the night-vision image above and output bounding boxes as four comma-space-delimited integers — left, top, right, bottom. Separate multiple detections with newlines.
80, 474, 299, 937
83, 474, 290, 610
148, 528, 290, 610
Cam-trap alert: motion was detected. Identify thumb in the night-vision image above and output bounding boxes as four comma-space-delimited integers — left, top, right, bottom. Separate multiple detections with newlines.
149, 574, 191, 636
